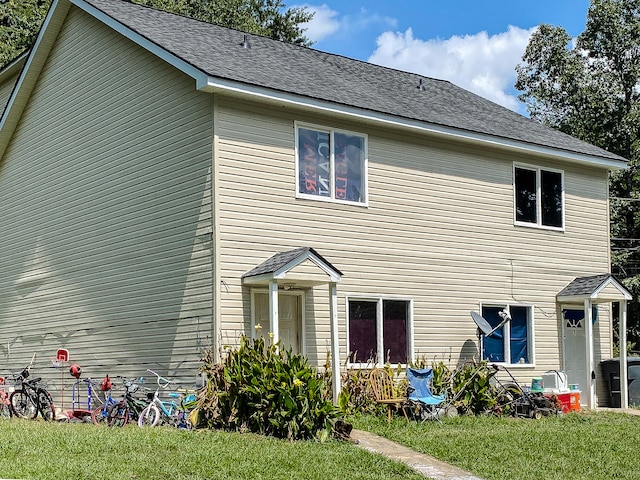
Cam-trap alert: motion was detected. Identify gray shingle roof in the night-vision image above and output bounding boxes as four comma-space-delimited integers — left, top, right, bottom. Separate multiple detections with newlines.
557, 274, 617, 297
84, 0, 625, 163
242, 247, 342, 278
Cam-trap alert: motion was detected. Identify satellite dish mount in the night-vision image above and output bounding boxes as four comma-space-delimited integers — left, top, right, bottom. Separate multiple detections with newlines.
470, 310, 511, 337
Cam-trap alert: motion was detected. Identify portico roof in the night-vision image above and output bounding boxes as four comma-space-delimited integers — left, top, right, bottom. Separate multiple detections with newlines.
242, 247, 342, 287
556, 274, 632, 303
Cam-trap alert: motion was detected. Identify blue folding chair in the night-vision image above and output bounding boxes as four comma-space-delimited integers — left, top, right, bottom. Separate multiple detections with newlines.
406, 367, 447, 421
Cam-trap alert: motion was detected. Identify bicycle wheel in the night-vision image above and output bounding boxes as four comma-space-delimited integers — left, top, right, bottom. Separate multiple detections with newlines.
10, 390, 37, 419
138, 404, 160, 427
91, 404, 110, 425
107, 401, 129, 427
37, 389, 56, 421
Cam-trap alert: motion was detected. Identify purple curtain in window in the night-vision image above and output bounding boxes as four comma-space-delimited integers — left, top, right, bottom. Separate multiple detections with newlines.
348, 301, 377, 363
383, 300, 408, 364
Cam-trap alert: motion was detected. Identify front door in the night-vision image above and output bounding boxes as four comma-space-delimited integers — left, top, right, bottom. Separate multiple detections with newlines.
254, 293, 301, 354
563, 308, 588, 396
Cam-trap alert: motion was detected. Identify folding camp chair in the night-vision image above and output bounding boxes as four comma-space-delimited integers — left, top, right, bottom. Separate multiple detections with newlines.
368, 368, 409, 423
406, 367, 447, 421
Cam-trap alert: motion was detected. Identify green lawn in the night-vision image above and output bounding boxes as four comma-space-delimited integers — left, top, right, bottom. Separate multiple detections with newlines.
0, 419, 423, 480
351, 411, 640, 480
1, 412, 639, 480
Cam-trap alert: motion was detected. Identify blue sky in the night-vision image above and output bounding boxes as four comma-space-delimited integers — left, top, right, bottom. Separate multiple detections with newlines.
296, 1, 591, 114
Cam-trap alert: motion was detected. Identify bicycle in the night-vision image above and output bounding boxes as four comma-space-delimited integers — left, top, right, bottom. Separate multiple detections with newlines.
107, 377, 147, 427
138, 369, 189, 428
9, 358, 56, 421
91, 375, 118, 425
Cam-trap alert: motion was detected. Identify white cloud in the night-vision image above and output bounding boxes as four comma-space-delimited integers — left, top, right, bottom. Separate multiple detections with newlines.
298, 4, 341, 42
299, 4, 397, 44
368, 26, 536, 112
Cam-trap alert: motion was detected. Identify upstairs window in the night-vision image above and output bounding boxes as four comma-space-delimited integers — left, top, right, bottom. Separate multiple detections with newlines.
514, 165, 564, 229
296, 124, 367, 205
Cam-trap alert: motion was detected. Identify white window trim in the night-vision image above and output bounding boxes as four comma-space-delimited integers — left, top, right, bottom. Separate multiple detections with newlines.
346, 295, 414, 368
513, 162, 565, 231
295, 121, 369, 207
479, 302, 536, 367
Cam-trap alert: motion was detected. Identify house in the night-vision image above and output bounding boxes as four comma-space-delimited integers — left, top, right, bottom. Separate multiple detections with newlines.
0, 0, 633, 410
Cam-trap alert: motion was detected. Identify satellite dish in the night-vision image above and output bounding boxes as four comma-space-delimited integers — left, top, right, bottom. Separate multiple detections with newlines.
470, 310, 510, 337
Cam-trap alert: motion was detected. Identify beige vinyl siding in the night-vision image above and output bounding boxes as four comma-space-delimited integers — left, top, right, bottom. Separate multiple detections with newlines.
0, 7, 213, 398
215, 98, 613, 385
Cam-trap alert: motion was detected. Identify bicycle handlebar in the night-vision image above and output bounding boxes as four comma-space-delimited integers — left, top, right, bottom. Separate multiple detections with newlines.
146, 369, 175, 388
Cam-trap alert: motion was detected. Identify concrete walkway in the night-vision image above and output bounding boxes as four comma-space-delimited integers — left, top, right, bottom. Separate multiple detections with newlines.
350, 429, 484, 480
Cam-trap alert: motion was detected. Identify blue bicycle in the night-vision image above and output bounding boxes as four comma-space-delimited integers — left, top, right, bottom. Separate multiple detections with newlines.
138, 369, 194, 428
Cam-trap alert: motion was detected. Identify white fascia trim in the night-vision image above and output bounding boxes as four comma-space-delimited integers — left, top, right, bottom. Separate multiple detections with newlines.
71, 0, 208, 88
592, 277, 633, 301
0, 0, 67, 151
0, 52, 28, 81
202, 76, 627, 170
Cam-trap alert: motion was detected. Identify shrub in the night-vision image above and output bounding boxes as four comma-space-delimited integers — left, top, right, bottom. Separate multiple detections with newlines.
195, 335, 340, 441
430, 360, 502, 415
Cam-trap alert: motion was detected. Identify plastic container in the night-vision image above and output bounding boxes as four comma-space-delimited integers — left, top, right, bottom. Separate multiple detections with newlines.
531, 377, 544, 392
542, 371, 568, 392
556, 391, 581, 413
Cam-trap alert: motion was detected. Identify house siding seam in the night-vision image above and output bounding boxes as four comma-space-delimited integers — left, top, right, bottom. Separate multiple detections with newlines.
0, 6, 214, 397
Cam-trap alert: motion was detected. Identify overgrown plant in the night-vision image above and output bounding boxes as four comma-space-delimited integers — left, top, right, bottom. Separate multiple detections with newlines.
430, 360, 502, 415
195, 335, 340, 441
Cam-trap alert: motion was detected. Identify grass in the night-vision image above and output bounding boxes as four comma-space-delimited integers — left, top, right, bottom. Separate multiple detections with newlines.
0, 418, 424, 480
351, 411, 640, 480
3, 412, 640, 479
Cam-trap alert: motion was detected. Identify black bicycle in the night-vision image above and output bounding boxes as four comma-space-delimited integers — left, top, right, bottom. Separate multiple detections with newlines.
107, 378, 147, 427
9, 366, 56, 421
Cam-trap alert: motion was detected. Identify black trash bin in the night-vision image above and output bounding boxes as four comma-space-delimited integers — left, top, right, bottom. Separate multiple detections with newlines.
600, 357, 640, 407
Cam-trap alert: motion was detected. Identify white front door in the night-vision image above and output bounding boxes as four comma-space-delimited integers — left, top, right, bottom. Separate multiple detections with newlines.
254, 292, 301, 354
563, 308, 588, 396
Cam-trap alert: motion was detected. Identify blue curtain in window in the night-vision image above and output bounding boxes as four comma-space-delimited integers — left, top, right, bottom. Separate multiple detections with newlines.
481, 307, 505, 362
562, 307, 598, 324
509, 306, 528, 364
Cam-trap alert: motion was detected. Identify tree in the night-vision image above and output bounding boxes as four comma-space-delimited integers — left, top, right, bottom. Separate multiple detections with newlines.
0, 0, 52, 68
0, 0, 313, 69
515, 0, 640, 349
132, 0, 313, 46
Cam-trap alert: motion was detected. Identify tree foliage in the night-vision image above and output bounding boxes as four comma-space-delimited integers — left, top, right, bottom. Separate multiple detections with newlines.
0, 0, 52, 68
132, 0, 313, 45
516, 0, 640, 347
0, 0, 313, 69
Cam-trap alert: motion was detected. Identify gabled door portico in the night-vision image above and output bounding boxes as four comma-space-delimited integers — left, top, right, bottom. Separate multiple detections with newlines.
557, 274, 633, 409
242, 247, 343, 402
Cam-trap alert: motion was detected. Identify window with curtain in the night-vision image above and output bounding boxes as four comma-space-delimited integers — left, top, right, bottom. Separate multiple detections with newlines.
481, 304, 533, 365
347, 297, 411, 365
296, 124, 367, 204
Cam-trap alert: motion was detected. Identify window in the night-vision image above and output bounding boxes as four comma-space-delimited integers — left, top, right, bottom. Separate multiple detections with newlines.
481, 304, 533, 365
514, 165, 563, 229
296, 124, 367, 204
347, 297, 411, 364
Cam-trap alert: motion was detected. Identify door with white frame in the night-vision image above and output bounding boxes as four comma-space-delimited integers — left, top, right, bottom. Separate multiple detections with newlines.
253, 291, 303, 354
562, 308, 589, 395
